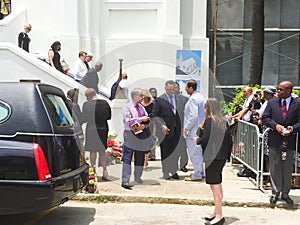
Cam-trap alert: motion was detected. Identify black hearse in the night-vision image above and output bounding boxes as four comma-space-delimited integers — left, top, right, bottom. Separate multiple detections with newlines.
0, 82, 89, 215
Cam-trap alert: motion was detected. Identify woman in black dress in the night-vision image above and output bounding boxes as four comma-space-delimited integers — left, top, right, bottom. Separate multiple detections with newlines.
48, 41, 63, 73
82, 88, 111, 180
195, 98, 232, 225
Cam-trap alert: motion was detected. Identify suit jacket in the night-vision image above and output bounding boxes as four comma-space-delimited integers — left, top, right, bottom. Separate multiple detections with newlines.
184, 91, 205, 138
262, 97, 300, 150
175, 93, 188, 127
66, 98, 82, 125
82, 99, 111, 130
18, 32, 30, 52
196, 118, 233, 162
80, 68, 99, 94
151, 93, 181, 137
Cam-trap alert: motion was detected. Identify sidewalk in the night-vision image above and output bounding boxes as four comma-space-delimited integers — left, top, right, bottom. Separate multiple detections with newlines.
77, 152, 300, 209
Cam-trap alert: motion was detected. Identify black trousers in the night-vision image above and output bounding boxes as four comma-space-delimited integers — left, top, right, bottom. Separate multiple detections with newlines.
159, 127, 180, 177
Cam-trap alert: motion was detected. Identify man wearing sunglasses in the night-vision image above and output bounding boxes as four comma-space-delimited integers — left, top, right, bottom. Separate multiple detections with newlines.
262, 81, 300, 206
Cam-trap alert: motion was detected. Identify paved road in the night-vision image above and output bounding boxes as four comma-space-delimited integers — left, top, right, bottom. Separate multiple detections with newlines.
1, 201, 299, 225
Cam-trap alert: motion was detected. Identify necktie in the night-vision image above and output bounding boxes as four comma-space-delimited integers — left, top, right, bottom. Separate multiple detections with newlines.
168, 96, 176, 114
135, 105, 142, 117
282, 99, 287, 119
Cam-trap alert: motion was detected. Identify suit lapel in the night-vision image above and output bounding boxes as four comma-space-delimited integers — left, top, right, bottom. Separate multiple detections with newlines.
160, 94, 173, 114
161, 94, 168, 101
274, 98, 284, 122
285, 97, 295, 120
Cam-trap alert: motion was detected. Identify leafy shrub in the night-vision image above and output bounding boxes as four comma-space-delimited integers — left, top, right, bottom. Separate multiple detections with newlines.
222, 85, 261, 114
222, 85, 300, 115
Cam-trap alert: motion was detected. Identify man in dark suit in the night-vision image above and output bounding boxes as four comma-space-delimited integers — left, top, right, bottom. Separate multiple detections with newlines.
80, 61, 103, 94
66, 88, 82, 125
151, 80, 181, 179
174, 81, 189, 172
262, 81, 300, 206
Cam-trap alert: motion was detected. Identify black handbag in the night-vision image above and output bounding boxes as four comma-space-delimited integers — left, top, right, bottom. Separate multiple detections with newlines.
196, 126, 203, 137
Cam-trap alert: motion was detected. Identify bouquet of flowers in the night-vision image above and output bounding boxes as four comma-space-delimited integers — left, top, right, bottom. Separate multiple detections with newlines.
106, 132, 123, 164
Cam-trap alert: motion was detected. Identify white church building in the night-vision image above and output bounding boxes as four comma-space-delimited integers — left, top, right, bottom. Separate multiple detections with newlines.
0, 0, 209, 137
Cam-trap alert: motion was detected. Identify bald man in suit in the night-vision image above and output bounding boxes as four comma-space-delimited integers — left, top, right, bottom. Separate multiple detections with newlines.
262, 81, 300, 206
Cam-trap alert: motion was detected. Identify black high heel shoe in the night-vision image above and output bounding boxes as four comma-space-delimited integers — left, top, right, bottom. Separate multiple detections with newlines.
204, 216, 215, 221
209, 217, 225, 225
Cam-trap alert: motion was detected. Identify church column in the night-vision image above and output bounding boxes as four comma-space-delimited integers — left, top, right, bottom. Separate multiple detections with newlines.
163, 0, 183, 46
59, 0, 81, 65
180, 0, 209, 97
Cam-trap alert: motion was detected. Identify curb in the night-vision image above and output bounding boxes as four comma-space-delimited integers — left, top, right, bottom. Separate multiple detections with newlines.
74, 193, 300, 210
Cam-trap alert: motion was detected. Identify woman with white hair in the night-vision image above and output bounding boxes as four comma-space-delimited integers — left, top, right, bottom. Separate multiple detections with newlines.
121, 88, 155, 189
18, 23, 32, 52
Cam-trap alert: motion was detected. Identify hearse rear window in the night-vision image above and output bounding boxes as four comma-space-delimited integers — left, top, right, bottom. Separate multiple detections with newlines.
0, 100, 11, 123
44, 95, 74, 126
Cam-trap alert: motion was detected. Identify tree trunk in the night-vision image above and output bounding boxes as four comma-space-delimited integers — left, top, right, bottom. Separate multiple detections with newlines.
249, 0, 264, 86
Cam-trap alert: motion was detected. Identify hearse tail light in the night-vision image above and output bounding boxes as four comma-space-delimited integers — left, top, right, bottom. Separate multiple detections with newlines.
33, 143, 52, 181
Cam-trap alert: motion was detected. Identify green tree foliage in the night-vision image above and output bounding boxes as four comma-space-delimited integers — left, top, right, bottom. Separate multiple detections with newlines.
222, 85, 261, 114
222, 86, 300, 115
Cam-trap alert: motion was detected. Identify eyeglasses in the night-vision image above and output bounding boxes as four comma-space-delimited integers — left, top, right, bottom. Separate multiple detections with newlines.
277, 87, 288, 92
277, 86, 291, 92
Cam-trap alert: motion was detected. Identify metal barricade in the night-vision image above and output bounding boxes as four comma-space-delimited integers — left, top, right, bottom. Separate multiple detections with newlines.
259, 127, 270, 192
231, 120, 261, 188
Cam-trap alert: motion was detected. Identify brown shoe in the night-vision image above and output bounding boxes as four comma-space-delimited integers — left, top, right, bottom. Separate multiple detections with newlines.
184, 176, 202, 182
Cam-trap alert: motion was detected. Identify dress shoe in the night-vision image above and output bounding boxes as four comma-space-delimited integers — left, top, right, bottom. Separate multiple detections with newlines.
184, 176, 202, 182
121, 183, 132, 190
269, 196, 278, 205
171, 173, 179, 180
204, 216, 215, 221
282, 196, 294, 205
180, 166, 188, 172
134, 178, 143, 184
149, 157, 156, 161
206, 217, 225, 225
205, 217, 225, 225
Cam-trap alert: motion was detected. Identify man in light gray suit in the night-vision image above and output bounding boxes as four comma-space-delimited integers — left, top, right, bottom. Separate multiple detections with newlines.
183, 79, 205, 181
